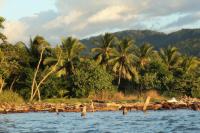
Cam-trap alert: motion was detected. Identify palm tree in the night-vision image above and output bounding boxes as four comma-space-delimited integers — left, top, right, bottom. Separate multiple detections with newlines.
60, 37, 85, 75
91, 33, 115, 68
159, 46, 181, 70
29, 36, 51, 101
108, 38, 139, 87
30, 47, 62, 102
136, 43, 155, 69
181, 56, 200, 74
30, 36, 51, 58
44, 37, 85, 77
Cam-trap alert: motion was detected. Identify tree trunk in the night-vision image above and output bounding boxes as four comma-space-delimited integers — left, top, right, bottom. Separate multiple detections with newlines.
37, 88, 41, 102
9, 77, 17, 90
139, 84, 143, 97
118, 75, 121, 87
30, 48, 45, 102
117, 65, 122, 88
0, 79, 4, 93
32, 51, 61, 101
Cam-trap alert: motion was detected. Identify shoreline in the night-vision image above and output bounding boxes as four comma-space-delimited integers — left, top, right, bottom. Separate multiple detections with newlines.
1, 100, 200, 114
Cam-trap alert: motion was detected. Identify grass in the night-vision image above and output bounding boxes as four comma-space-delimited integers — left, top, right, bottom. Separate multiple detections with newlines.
42, 90, 166, 104
43, 98, 91, 104
0, 90, 24, 104
109, 90, 166, 103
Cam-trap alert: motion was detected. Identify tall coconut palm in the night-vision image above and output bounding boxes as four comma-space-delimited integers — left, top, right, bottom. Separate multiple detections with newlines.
30, 36, 51, 58
108, 38, 139, 86
14, 41, 31, 65
60, 37, 85, 76
136, 43, 155, 69
44, 37, 85, 77
29, 36, 51, 101
91, 33, 115, 67
14, 36, 50, 62
30, 47, 62, 102
159, 46, 181, 70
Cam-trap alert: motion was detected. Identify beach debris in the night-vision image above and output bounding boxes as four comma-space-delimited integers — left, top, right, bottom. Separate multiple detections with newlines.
1, 97, 200, 114
167, 97, 178, 103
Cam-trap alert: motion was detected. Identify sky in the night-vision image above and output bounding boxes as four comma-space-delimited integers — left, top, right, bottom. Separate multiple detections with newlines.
1, 0, 200, 44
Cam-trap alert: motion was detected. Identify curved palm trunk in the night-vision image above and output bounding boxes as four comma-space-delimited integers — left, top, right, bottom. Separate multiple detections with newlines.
32, 52, 61, 101
65, 62, 75, 78
118, 65, 122, 87
30, 48, 45, 102
9, 76, 17, 90
118, 73, 121, 87
37, 89, 41, 102
65, 67, 68, 79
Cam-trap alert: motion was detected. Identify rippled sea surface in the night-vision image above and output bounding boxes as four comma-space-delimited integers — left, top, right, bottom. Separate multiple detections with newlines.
0, 110, 200, 133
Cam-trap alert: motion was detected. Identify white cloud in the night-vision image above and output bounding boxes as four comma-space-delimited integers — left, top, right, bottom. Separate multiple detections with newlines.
3, 21, 28, 43
44, 10, 83, 29
2, 0, 200, 44
88, 6, 131, 23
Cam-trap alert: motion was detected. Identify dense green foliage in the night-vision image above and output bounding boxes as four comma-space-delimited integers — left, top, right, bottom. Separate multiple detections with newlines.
69, 60, 116, 98
0, 16, 200, 101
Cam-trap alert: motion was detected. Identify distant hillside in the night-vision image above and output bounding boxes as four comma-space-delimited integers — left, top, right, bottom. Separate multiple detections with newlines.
81, 29, 200, 57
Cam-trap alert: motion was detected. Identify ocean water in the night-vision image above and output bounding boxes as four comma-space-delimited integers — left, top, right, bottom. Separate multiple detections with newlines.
0, 110, 200, 133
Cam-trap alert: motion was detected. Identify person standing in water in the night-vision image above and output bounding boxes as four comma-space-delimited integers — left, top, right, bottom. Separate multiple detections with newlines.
123, 107, 128, 115
56, 104, 59, 115
91, 100, 94, 112
81, 105, 87, 117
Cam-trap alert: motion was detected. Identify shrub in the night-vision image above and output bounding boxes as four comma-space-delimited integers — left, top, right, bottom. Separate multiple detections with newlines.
41, 76, 68, 99
162, 90, 183, 98
191, 80, 200, 98
69, 60, 117, 98
0, 90, 24, 104
191, 88, 200, 98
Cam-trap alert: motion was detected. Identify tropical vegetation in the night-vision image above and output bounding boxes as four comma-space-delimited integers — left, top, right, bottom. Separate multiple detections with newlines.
0, 16, 200, 102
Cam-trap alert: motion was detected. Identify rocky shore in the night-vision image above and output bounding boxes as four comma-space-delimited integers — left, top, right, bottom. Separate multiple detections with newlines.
1, 97, 200, 114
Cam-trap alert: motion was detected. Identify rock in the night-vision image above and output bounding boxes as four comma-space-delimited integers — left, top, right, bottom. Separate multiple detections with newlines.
175, 102, 187, 109
162, 102, 172, 109
149, 104, 163, 110
74, 104, 81, 109
190, 103, 200, 111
